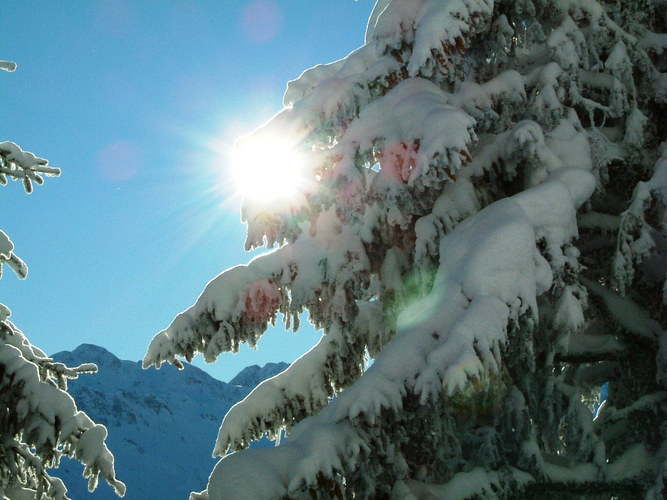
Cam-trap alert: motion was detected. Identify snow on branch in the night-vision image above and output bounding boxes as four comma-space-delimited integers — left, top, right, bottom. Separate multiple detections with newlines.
334, 77, 477, 189
143, 261, 285, 369
0, 230, 28, 280
368, 0, 495, 79
0, 119, 123, 497
612, 143, 667, 294
144, 222, 371, 370
581, 277, 662, 343
146, 0, 666, 496
396, 443, 656, 499
335, 171, 592, 421
241, 77, 479, 252
283, 45, 403, 142
214, 302, 387, 456
0, 316, 126, 498
191, 415, 368, 500
0, 60, 17, 72
0, 141, 61, 193
214, 324, 360, 455
193, 168, 595, 498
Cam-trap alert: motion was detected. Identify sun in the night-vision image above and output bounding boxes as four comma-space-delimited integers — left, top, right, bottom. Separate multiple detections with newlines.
230, 134, 307, 205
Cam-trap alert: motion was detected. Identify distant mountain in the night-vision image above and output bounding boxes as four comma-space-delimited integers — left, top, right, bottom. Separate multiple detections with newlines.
51, 344, 287, 500
229, 362, 288, 387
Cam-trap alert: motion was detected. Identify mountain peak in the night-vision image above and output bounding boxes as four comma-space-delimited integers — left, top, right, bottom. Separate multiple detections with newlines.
72, 343, 115, 357
49, 345, 289, 500
229, 362, 288, 387
53, 343, 121, 368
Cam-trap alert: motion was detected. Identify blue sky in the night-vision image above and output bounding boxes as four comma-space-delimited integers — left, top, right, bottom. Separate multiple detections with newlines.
1, 1, 374, 381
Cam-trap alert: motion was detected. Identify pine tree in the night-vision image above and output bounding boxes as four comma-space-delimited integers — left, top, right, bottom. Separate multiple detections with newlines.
144, 1, 666, 498
1, 63, 125, 500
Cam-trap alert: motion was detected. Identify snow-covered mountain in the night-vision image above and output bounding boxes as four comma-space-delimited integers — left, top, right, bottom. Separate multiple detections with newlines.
50, 344, 287, 500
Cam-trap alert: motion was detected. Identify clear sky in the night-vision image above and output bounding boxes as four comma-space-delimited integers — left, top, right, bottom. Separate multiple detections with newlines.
2, 1, 374, 382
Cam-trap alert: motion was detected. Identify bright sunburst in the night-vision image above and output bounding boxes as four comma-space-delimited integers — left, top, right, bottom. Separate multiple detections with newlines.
230, 135, 306, 204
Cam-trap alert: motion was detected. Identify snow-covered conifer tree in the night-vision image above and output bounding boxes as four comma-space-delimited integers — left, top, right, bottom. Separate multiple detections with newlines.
144, 1, 666, 498
1, 62, 125, 500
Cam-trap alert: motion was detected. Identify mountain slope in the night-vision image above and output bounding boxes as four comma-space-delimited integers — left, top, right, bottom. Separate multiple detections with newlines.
51, 344, 287, 500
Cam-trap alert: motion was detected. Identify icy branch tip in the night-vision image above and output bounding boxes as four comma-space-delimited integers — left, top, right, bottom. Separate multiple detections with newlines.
0, 61, 17, 72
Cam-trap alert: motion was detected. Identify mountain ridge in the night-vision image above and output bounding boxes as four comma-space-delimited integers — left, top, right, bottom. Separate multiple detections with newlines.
51, 344, 288, 500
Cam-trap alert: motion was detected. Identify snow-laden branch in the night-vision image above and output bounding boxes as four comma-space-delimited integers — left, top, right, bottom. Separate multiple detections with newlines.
0, 141, 61, 193
334, 77, 477, 189
0, 230, 28, 280
214, 301, 387, 455
145, 0, 665, 496
0, 318, 126, 498
367, 0, 496, 79
283, 45, 402, 142
194, 168, 595, 499
0, 60, 17, 72
145, 221, 371, 369
191, 415, 368, 500
0, 130, 123, 497
396, 443, 655, 499
215, 323, 362, 455
612, 143, 667, 294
